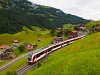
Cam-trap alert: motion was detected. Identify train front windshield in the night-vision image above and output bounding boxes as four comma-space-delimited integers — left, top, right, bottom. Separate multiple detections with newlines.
28, 54, 32, 61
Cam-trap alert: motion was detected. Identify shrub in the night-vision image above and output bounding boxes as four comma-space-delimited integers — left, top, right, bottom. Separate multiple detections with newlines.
18, 45, 25, 53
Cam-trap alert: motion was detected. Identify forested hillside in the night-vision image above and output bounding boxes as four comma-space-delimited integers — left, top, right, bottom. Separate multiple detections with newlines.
0, 0, 90, 34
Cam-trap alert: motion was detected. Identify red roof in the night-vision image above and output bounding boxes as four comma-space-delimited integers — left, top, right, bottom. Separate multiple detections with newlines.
0, 46, 3, 49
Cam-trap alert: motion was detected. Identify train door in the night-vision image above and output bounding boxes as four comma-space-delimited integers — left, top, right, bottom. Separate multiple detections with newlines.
34, 54, 37, 62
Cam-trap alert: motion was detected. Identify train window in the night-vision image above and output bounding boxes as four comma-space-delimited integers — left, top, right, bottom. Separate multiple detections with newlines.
37, 51, 44, 57
64, 42, 66, 44
48, 48, 51, 52
54, 45, 59, 48
28, 58, 31, 61
32, 56, 35, 60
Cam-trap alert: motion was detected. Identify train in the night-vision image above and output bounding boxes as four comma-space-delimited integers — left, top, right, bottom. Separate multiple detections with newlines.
28, 35, 85, 64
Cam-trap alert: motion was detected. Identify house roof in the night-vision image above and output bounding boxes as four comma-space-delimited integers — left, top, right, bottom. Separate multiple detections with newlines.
0, 46, 3, 49
13, 40, 19, 43
71, 30, 78, 33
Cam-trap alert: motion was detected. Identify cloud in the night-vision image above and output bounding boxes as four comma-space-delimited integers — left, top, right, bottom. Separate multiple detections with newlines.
29, 0, 100, 20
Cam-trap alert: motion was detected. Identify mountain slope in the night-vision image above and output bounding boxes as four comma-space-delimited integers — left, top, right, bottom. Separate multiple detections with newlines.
26, 32, 100, 75
0, 0, 90, 34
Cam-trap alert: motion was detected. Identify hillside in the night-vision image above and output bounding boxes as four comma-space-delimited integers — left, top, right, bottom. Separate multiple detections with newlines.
86, 21, 100, 29
26, 32, 100, 75
0, 0, 90, 34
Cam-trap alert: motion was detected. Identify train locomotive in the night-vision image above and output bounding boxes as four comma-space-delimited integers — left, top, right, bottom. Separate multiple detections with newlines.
28, 35, 85, 64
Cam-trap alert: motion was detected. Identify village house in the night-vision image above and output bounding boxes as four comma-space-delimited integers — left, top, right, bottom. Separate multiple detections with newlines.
10, 54, 17, 59
56, 28, 62, 32
0, 53, 10, 60
75, 24, 89, 32
51, 36, 63, 43
0, 45, 10, 50
0, 46, 3, 50
12, 40, 19, 48
68, 30, 78, 39
92, 25, 100, 32
33, 44, 37, 48
23, 42, 33, 52
23, 42, 31, 47
6, 48, 13, 53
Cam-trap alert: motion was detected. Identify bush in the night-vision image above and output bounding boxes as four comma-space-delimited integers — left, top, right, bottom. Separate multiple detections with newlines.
18, 45, 25, 53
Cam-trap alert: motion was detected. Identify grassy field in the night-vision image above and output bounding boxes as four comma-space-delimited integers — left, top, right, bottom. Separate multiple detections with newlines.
25, 32, 100, 75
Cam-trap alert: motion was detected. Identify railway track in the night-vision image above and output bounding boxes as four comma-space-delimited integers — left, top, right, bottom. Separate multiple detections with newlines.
17, 55, 49, 75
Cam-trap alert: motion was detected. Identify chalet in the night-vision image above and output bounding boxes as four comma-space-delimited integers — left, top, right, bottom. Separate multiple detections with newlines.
0, 46, 3, 50
26, 45, 33, 52
33, 44, 37, 48
0, 45, 10, 50
75, 24, 89, 32
92, 25, 100, 32
6, 48, 13, 53
56, 28, 62, 32
23, 42, 31, 47
10, 54, 17, 59
23, 42, 34, 51
68, 30, 78, 39
51, 36, 63, 43
0, 53, 9, 60
2, 45, 7, 49
12, 40, 19, 48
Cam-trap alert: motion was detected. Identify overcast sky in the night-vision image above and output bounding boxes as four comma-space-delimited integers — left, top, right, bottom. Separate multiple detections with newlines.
29, 0, 100, 21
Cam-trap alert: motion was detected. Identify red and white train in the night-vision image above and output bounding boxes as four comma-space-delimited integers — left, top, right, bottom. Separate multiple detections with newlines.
28, 35, 85, 64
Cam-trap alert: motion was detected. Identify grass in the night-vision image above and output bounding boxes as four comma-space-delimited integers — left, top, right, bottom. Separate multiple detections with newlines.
25, 32, 100, 75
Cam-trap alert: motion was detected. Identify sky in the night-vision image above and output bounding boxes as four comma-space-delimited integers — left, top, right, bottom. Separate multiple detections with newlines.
29, 0, 100, 21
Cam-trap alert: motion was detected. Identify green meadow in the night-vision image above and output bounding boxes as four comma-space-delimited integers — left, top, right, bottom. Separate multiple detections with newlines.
25, 32, 100, 75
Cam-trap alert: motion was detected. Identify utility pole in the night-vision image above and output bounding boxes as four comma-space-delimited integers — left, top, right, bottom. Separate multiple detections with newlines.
63, 27, 64, 41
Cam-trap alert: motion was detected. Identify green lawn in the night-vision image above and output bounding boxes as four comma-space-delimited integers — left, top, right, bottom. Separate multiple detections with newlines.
25, 32, 100, 75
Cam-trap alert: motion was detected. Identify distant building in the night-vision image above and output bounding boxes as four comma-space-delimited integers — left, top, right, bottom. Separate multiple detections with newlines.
68, 30, 78, 39
0, 53, 9, 60
75, 24, 89, 32
92, 25, 100, 32
23, 42, 34, 52
12, 40, 19, 48
51, 36, 63, 43
6, 48, 13, 53
0, 45, 10, 50
10, 54, 17, 59
56, 28, 62, 32
23, 42, 31, 47
0, 46, 3, 50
